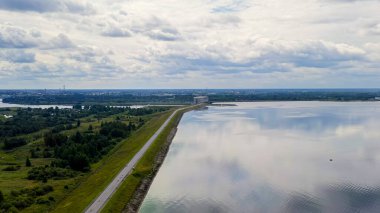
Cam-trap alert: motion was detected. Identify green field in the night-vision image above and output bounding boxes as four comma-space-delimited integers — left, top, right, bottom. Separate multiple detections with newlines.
52, 110, 174, 212
0, 107, 174, 212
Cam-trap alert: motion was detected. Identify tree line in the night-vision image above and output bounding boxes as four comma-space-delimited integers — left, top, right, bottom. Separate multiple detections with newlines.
0, 106, 169, 150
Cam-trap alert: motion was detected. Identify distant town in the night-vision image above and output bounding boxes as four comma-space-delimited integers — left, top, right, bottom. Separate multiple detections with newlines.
1, 89, 380, 106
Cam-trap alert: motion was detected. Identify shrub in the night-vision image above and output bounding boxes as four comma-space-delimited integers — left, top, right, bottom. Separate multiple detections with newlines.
65, 124, 73, 130
2, 165, 21, 171
0, 185, 54, 211
36, 198, 49, 205
69, 153, 90, 171
3, 138, 27, 150
7, 206, 19, 213
0, 190, 3, 203
25, 157, 32, 167
27, 166, 76, 181
12, 196, 34, 209
30, 149, 38, 158
42, 149, 52, 158
44, 132, 67, 147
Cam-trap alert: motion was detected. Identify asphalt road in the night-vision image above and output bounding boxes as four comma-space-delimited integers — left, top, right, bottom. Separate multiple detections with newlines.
84, 108, 182, 213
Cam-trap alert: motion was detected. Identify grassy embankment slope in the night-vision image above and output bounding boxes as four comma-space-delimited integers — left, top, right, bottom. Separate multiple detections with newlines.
101, 106, 198, 213
52, 109, 175, 213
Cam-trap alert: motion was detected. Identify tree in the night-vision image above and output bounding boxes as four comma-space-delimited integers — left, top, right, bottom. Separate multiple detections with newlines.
30, 149, 38, 158
26, 157, 32, 167
73, 131, 82, 143
44, 132, 67, 147
73, 104, 82, 110
0, 190, 3, 203
77, 120, 81, 127
3, 138, 27, 150
69, 153, 90, 171
88, 125, 93, 131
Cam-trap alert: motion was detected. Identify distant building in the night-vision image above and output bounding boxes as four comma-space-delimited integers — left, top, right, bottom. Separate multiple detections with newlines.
193, 96, 209, 104
3, 115, 13, 119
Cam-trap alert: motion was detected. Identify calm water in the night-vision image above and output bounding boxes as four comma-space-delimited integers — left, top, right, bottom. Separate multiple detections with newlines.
0, 99, 72, 109
0, 99, 182, 109
140, 102, 380, 213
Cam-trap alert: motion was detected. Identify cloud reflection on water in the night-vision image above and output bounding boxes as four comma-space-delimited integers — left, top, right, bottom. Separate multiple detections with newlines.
140, 102, 380, 213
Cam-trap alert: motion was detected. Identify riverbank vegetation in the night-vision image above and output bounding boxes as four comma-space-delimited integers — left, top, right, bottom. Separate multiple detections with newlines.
101, 106, 201, 213
0, 105, 172, 212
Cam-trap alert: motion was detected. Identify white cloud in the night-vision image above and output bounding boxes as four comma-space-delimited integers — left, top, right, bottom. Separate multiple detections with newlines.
0, 25, 39, 48
151, 37, 366, 76
129, 16, 182, 41
47, 33, 76, 49
101, 25, 132, 37
0, 49, 35, 63
0, 24, 76, 49
0, 0, 95, 14
0, 0, 379, 88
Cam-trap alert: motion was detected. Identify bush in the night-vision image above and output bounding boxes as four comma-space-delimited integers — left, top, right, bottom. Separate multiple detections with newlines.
7, 206, 19, 213
12, 196, 34, 209
40, 185, 53, 194
100, 121, 130, 138
50, 159, 69, 168
0, 178, 55, 211
3, 138, 27, 150
44, 132, 67, 147
25, 157, 32, 167
65, 124, 73, 130
52, 124, 66, 133
10, 190, 19, 197
42, 149, 52, 158
3, 185, 54, 210
36, 198, 49, 205
2, 165, 21, 171
27, 166, 76, 181
30, 149, 38, 158
69, 153, 90, 171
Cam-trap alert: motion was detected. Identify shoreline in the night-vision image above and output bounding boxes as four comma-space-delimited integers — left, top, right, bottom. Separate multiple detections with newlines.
121, 107, 195, 213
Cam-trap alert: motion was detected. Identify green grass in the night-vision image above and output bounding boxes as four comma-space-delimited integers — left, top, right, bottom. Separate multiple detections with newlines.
0, 146, 51, 193
101, 106, 197, 213
52, 110, 174, 213
0, 112, 118, 195
0, 109, 173, 212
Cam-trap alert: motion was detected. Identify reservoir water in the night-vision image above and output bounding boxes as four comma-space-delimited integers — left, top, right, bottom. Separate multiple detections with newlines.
140, 102, 380, 213
0, 99, 72, 109
0, 99, 181, 109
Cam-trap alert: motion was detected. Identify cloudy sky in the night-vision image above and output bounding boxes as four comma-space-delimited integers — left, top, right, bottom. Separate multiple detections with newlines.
0, 0, 379, 89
